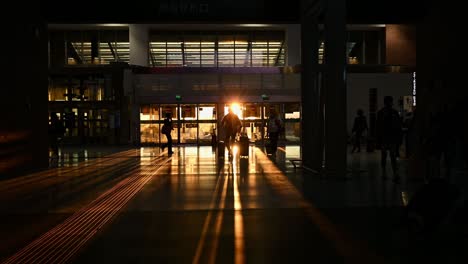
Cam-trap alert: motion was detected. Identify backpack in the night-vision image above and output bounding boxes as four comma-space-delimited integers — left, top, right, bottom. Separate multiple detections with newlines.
377, 108, 402, 144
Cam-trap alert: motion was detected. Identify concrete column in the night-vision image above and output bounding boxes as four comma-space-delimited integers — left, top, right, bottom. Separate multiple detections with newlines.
286, 24, 301, 67
2, 16, 48, 176
301, 10, 322, 172
324, 0, 347, 176
129, 24, 149, 66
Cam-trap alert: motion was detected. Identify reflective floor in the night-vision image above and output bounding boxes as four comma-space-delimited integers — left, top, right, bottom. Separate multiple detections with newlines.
0, 145, 467, 263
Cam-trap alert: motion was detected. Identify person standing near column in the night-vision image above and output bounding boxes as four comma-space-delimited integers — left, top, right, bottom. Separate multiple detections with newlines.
351, 109, 368, 153
267, 108, 283, 156
376, 96, 403, 183
161, 112, 174, 156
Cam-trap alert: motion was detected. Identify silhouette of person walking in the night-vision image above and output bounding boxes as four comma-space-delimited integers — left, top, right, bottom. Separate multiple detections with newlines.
376, 96, 403, 183
48, 112, 65, 156
221, 106, 241, 157
267, 108, 283, 156
426, 105, 456, 180
351, 109, 368, 153
161, 112, 174, 155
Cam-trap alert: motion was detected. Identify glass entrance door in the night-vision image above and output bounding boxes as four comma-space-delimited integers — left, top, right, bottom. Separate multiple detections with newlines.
140, 104, 216, 145
140, 103, 299, 145
242, 103, 262, 142
198, 105, 217, 144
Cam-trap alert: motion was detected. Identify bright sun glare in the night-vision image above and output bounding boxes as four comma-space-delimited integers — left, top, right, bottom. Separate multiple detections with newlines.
225, 103, 243, 118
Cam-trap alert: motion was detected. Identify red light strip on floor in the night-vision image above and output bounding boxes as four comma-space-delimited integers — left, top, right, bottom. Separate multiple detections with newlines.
2, 155, 171, 264
0, 149, 137, 195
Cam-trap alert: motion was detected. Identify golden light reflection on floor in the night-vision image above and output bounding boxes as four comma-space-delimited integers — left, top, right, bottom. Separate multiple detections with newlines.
253, 147, 381, 264
192, 146, 245, 264
208, 177, 228, 264
192, 165, 226, 264
232, 150, 245, 264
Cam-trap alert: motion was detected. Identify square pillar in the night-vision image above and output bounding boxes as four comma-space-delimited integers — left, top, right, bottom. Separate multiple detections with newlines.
129, 24, 149, 67
301, 1, 323, 172
324, 0, 347, 176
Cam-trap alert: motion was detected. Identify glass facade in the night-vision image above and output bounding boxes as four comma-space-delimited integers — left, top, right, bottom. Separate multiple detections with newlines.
140, 103, 300, 145
140, 104, 218, 145
48, 77, 110, 102
49, 30, 129, 66
149, 31, 285, 67
48, 75, 117, 144
48, 108, 111, 144
284, 103, 301, 143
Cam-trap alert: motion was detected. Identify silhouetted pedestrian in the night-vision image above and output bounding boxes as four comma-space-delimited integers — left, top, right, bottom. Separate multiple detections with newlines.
48, 112, 65, 156
267, 108, 283, 156
427, 105, 456, 180
376, 96, 403, 183
351, 109, 368, 153
221, 106, 241, 157
161, 112, 174, 155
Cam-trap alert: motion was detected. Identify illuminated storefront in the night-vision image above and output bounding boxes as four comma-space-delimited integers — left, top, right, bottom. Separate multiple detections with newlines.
139, 102, 300, 145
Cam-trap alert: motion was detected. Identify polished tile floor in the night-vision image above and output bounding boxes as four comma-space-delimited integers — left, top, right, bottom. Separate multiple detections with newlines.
0, 145, 467, 263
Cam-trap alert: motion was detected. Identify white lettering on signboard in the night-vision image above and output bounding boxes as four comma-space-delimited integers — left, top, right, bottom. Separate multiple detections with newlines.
412, 72, 416, 106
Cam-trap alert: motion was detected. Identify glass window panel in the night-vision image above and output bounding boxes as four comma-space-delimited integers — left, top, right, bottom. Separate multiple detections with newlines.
219, 42, 235, 48
140, 124, 159, 144
152, 42, 166, 48
180, 123, 197, 143
243, 103, 261, 119
185, 42, 201, 48
201, 42, 215, 47
167, 42, 183, 48
181, 105, 197, 119
201, 48, 215, 53
80, 42, 92, 63
99, 42, 114, 64
147, 31, 286, 68
285, 103, 300, 119
48, 86, 67, 101
201, 60, 216, 67
251, 60, 264, 66
199, 123, 216, 144
140, 105, 159, 121
198, 105, 216, 120
161, 105, 178, 120
167, 61, 183, 67
284, 122, 301, 143
263, 104, 281, 119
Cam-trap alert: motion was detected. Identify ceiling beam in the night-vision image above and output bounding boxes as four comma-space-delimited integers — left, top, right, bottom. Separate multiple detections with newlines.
274, 41, 284, 66
67, 41, 83, 64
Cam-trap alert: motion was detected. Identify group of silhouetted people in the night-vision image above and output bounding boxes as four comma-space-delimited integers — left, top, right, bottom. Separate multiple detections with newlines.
219, 106, 283, 158
350, 96, 403, 183
351, 95, 465, 184
376, 96, 403, 183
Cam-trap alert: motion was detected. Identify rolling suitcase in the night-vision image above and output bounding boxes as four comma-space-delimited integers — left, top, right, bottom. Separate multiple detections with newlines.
239, 135, 249, 157
217, 141, 225, 158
